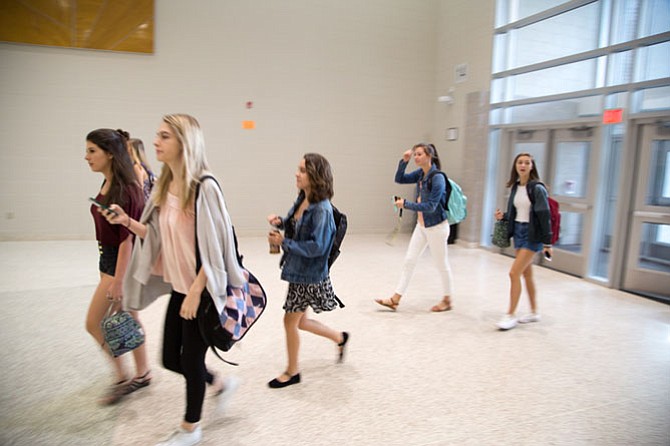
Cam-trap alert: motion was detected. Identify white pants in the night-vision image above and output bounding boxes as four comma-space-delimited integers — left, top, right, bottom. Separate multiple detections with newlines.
395, 220, 454, 296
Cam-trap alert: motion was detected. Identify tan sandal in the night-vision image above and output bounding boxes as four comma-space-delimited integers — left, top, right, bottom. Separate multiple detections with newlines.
374, 297, 399, 311
430, 299, 452, 312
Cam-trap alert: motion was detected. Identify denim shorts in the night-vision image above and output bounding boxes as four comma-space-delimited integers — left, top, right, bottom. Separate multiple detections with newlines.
513, 222, 543, 252
98, 243, 119, 276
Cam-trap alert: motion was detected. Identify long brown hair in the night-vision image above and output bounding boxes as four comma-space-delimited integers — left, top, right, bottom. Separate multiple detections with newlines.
304, 153, 334, 203
506, 152, 540, 187
86, 128, 140, 206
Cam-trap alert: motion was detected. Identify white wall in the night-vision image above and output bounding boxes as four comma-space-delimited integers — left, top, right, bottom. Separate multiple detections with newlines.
0, 0, 496, 241
433, 0, 495, 244
434, 0, 495, 181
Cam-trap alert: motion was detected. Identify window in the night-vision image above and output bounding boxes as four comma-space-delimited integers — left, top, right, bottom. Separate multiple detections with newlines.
506, 3, 601, 69
496, 0, 575, 27
491, 0, 670, 119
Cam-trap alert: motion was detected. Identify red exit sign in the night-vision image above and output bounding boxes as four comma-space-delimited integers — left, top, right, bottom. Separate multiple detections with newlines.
603, 108, 623, 124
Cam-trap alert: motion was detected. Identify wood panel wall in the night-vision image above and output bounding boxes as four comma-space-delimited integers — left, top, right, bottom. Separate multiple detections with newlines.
0, 0, 154, 53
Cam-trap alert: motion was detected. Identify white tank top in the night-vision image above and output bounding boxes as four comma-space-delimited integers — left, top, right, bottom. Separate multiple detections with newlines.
513, 185, 531, 223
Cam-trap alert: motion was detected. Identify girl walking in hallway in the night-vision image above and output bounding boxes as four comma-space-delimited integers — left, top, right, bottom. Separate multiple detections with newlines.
494, 152, 553, 330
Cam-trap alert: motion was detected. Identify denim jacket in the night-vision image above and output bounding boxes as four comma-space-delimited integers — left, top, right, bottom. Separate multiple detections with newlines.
395, 160, 448, 228
277, 195, 335, 284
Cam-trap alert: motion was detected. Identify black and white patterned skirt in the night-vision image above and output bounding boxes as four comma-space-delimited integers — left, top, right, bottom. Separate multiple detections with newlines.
283, 277, 340, 313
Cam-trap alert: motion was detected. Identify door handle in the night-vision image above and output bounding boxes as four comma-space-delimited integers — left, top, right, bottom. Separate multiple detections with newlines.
564, 203, 591, 211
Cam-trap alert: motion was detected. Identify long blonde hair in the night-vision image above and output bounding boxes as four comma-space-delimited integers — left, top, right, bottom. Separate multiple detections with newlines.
153, 114, 209, 209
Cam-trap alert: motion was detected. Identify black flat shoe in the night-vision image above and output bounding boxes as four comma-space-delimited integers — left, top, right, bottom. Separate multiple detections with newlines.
337, 331, 350, 363
268, 372, 301, 389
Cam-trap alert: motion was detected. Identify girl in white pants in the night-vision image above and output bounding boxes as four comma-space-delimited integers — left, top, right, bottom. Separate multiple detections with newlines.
395, 220, 454, 302
376, 143, 455, 312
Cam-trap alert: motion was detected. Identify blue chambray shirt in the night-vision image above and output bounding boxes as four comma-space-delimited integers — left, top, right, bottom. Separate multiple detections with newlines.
279, 197, 335, 283
394, 160, 448, 228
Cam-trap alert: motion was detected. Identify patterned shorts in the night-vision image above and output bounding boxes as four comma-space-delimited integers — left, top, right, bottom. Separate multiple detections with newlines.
284, 277, 339, 313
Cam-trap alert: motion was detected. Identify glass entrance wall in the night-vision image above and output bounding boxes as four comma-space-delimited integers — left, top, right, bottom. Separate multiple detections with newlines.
489, 0, 670, 289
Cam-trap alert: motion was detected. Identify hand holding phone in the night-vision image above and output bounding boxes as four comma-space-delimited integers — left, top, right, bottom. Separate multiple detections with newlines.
393, 196, 403, 217
89, 197, 118, 216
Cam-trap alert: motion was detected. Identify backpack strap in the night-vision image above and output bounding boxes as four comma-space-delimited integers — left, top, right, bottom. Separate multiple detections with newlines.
426, 170, 452, 212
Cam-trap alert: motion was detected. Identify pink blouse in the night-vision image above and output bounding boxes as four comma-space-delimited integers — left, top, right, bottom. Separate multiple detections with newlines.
159, 192, 196, 294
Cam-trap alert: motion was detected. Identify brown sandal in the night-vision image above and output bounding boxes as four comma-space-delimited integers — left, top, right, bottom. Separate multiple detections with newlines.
430, 299, 452, 312
125, 370, 152, 395
375, 297, 399, 311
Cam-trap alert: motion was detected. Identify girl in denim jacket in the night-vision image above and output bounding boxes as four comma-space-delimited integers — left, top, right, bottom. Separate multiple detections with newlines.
266, 153, 349, 388
375, 143, 455, 313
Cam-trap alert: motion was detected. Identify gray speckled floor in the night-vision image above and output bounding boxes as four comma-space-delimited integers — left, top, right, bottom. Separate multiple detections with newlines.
0, 236, 668, 446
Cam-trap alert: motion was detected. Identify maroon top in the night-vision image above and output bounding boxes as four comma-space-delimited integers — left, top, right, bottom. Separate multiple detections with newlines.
90, 186, 144, 247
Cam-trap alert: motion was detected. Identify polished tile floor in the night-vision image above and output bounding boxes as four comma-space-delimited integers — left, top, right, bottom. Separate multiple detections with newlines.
0, 235, 668, 445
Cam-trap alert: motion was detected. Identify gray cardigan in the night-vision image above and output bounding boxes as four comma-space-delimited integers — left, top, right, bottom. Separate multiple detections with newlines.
123, 175, 246, 311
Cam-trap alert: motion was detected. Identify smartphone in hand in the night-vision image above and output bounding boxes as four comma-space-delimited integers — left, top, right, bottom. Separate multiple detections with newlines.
89, 197, 118, 216
393, 196, 403, 217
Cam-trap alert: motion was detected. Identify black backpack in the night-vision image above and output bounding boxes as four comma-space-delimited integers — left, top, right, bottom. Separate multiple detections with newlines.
328, 205, 347, 269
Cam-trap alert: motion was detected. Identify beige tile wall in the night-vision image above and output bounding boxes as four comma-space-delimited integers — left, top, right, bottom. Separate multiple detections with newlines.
0, 0, 496, 241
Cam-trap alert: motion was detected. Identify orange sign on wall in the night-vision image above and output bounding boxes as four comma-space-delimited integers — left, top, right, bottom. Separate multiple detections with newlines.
603, 108, 623, 124
242, 120, 256, 130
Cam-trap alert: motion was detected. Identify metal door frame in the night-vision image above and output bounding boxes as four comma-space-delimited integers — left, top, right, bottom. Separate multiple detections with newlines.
620, 117, 670, 300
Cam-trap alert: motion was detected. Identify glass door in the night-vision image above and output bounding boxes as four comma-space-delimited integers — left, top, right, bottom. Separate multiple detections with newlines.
622, 122, 670, 301
547, 128, 598, 276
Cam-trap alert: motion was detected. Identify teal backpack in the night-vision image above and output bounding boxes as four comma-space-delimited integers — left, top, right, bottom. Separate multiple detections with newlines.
427, 171, 467, 225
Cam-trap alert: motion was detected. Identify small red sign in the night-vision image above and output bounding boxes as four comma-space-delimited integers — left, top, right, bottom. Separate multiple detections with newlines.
603, 108, 623, 124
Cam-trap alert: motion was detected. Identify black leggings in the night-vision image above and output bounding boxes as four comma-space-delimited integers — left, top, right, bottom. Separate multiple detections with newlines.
163, 290, 215, 423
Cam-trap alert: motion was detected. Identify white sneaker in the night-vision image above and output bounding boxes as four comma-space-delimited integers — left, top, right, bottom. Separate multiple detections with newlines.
215, 375, 240, 416
155, 426, 202, 446
497, 314, 518, 330
518, 313, 541, 324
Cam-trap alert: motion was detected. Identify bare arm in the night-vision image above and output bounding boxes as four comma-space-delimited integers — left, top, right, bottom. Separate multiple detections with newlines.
103, 205, 148, 239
